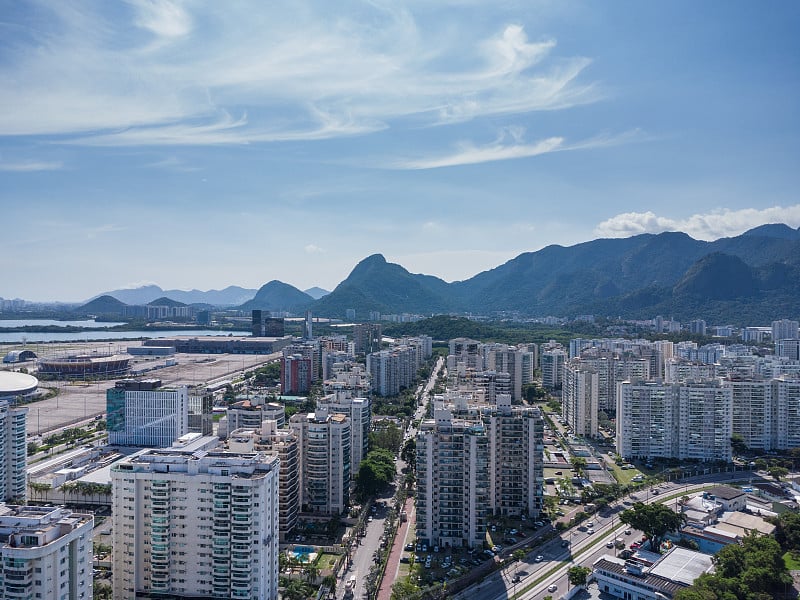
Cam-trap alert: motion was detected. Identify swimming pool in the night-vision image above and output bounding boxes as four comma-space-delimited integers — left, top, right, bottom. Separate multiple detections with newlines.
289, 545, 317, 563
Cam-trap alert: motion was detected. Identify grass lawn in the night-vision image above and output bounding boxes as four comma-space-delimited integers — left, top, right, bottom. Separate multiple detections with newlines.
609, 463, 642, 485
784, 551, 800, 571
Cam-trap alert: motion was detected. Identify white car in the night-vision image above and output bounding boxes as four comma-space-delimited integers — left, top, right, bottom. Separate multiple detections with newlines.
534, 555, 544, 562
548, 584, 558, 593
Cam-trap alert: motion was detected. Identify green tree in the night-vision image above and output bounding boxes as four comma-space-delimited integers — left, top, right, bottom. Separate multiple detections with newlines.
568, 565, 591, 587
571, 456, 588, 478
772, 510, 800, 552
390, 579, 419, 600
400, 437, 416, 468
675, 533, 790, 600
620, 502, 686, 551
370, 421, 404, 453
730, 433, 748, 455
355, 449, 396, 499
768, 465, 789, 481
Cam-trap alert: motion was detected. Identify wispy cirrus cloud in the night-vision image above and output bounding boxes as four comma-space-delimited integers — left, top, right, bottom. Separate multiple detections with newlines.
0, 160, 63, 172
0, 2, 600, 146
392, 127, 643, 169
595, 205, 800, 240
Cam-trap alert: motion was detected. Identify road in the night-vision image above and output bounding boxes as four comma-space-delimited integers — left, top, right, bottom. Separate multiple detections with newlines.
453, 471, 760, 600
340, 356, 443, 600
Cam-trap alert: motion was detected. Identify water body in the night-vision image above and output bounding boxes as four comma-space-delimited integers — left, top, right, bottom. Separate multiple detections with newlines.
0, 327, 242, 344
0, 319, 126, 328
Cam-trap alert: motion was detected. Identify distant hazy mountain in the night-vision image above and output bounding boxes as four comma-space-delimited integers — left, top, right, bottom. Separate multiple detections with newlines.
309, 225, 800, 324
74, 295, 127, 316
238, 281, 315, 313
304, 287, 330, 299
148, 297, 188, 307
95, 285, 257, 306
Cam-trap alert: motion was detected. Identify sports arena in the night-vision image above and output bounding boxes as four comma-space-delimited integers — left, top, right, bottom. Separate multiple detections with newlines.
37, 353, 131, 379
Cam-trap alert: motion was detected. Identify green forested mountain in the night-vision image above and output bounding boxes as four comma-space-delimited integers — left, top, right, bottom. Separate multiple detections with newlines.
310, 226, 800, 323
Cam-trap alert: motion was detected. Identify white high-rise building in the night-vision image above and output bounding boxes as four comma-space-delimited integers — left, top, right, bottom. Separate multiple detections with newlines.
541, 349, 567, 390
289, 407, 351, 515
563, 362, 599, 437
106, 380, 189, 447
726, 378, 773, 451
485, 399, 544, 518
111, 446, 280, 600
416, 402, 544, 548
677, 381, 732, 462
0, 505, 94, 600
317, 394, 370, 474
617, 380, 732, 462
416, 408, 491, 549
772, 319, 800, 342
0, 372, 32, 503
487, 347, 524, 402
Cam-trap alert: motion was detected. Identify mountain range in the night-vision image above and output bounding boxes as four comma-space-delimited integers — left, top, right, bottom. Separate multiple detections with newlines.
79, 224, 800, 324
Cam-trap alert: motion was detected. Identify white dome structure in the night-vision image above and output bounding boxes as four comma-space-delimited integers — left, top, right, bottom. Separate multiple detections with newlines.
0, 371, 38, 401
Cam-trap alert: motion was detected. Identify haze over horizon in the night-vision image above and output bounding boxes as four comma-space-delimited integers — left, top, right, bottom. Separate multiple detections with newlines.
2, 1, 799, 302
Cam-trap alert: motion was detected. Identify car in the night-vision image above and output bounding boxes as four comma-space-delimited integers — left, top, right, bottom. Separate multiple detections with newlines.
400, 556, 410, 563
624, 529, 631, 535
606, 541, 614, 548
490, 525, 497, 532
534, 521, 544, 527
405, 543, 414, 551
652, 489, 660, 495
367, 516, 373, 522
483, 550, 495, 558
534, 555, 544, 562
587, 528, 595, 535
433, 546, 440, 553
548, 584, 558, 593
555, 471, 563, 475
509, 528, 518, 535
586, 521, 594, 528
631, 542, 641, 549
561, 540, 569, 547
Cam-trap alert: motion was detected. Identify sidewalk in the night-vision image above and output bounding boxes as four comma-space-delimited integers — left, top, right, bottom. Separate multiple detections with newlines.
376, 497, 415, 600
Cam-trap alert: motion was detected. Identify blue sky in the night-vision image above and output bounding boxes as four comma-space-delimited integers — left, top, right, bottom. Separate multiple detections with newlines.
1, 1, 798, 302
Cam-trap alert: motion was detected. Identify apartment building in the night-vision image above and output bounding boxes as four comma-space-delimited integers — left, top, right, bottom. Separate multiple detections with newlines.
485, 399, 544, 518
0, 505, 94, 600
726, 376, 800, 450
111, 446, 280, 600
726, 378, 773, 451
227, 421, 300, 541
416, 408, 490, 549
0, 399, 27, 503
563, 361, 599, 437
106, 379, 190, 448
281, 354, 312, 395
317, 393, 370, 474
772, 319, 800, 342
416, 401, 544, 547
367, 345, 419, 397
617, 380, 732, 462
541, 348, 567, 390
288, 407, 351, 515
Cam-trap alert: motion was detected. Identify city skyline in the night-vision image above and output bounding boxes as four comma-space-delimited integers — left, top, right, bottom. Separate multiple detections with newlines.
2, 1, 799, 302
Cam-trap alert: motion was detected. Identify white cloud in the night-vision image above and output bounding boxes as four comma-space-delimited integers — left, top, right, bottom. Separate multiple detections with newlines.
130, 0, 192, 39
595, 205, 800, 240
304, 244, 324, 254
0, 160, 63, 172
392, 128, 642, 169
0, 3, 601, 145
